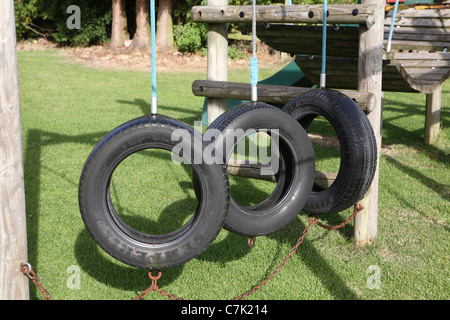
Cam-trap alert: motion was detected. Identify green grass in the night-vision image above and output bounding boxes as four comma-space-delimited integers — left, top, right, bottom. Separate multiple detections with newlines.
18, 50, 449, 300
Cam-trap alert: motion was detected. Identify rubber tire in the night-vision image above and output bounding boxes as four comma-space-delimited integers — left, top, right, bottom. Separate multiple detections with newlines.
204, 102, 316, 236
283, 89, 377, 215
79, 114, 230, 270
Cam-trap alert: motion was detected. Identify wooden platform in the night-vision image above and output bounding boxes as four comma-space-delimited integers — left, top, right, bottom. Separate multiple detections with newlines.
294, 52, 450, 94
257, 8, 450, 94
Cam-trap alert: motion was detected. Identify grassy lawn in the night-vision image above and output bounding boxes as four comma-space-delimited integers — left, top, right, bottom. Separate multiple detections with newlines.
17, 50, 448, 300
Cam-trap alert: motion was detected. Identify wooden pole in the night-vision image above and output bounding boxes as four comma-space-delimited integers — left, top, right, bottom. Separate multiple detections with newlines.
191, 4, 378, 28
192, 80, 377, 112
0, 0, 29, 300
206, 0, 229, 125
424, 83, 441, 145
354, 0, 384, 246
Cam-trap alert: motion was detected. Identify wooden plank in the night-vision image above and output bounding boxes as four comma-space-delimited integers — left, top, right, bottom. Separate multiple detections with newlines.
394, 63, 448, 93
192, 80, 377, 112
0, 0, 29, 300
384, 26, 449, 34
257, 24, 360, 41
384, 17, 450, 27
295, 55, 359, 70
386, 8, 450, 19
191, 4, 379, 27
387, 52, 450, 60
258, 36, 359, 49
262, 41, 358, 58
390, 59, 450, 67
386, 40, 449, 51
384, 32, 450, 42
227, 159, 337, 189
404, 68, 450, 75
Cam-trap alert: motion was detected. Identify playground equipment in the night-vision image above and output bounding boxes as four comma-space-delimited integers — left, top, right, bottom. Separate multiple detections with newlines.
191, 0, 383, 243
78, 0, 232, 270
255, 2, 449, 144
78, 0, 320, 268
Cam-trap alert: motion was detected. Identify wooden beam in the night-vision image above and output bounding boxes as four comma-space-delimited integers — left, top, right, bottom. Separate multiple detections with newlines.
354, 0, 384, 247
191, 4, 379, 28
192, 80, 377, 113
226, 160, 337, 189
386, 8, 450, 19
206, 0, 229, 126
0, 0, 29, 300
424, 83, 442, 145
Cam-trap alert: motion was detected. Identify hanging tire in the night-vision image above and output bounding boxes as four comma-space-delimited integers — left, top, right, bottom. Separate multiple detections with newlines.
203, 102, 315, 236
283, 89, 377, 215
79, 114, 230, 270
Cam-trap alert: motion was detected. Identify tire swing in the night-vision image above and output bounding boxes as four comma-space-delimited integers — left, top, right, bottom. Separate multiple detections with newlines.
78, 0, 230, 270
200, 0, 316, 236
282, 0, 377, 215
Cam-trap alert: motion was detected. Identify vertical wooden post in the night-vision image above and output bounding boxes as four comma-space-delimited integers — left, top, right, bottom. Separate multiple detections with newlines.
207, 0, 229, 125
424, 84, 441, 145
354, 0, 384, 246
0, 0, 29, 300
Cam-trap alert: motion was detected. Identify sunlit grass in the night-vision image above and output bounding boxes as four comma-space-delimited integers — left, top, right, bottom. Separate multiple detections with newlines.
18, 50, 449, 300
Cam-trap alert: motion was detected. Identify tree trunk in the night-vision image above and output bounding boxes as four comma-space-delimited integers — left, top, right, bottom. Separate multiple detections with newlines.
156, 0, 174, 50
130, 0, 151, 50
110, 0, 129, 48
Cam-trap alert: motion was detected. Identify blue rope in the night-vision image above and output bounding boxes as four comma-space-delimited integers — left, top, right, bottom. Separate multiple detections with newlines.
150, 0, 158, 114
321, 0, 327, 88
251, 0, 258, 101
387, 0, 400, 52
250, 57, 259, 87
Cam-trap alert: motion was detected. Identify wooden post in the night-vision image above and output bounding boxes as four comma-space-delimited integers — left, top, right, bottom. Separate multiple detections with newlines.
0, 0, 29, 300
354, 0, 384, 246
206, 0, 229, 125
424, 83, 441, 145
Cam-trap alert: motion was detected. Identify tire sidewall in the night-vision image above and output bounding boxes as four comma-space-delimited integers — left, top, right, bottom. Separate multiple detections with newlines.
79, 116, 229, 269
208, 105, 315, 236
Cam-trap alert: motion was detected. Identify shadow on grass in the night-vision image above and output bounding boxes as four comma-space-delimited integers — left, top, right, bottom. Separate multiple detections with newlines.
382, 93, 449, 165
117, 99, 202, 126
24, 125, 359, 299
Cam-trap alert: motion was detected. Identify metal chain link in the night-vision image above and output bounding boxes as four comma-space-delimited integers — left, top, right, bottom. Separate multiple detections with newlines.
22, 204, 362, 301
20, 262, 52, 300
232, 203, 363, 300
133, 203, 363, 300
132, 271, 183, 300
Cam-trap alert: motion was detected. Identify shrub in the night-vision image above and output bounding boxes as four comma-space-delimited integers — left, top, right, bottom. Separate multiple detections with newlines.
174, 22, 207, 53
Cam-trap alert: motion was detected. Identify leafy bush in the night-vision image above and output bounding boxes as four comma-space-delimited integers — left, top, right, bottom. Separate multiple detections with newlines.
15, 0, 111, 46
174, 22, 207, 53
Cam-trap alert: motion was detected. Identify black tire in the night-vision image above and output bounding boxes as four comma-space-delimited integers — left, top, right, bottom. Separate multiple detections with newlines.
79, 115, 229, 270
283, 89, 377, 214
204, 102, 315, 236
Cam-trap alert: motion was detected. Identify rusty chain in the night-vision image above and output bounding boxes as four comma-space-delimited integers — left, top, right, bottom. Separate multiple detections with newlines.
131, 271, 183, 300
22, 204, 362, 300
231, 203, 363, 300
133, 203, 363, 300
20, 262, 52, 300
